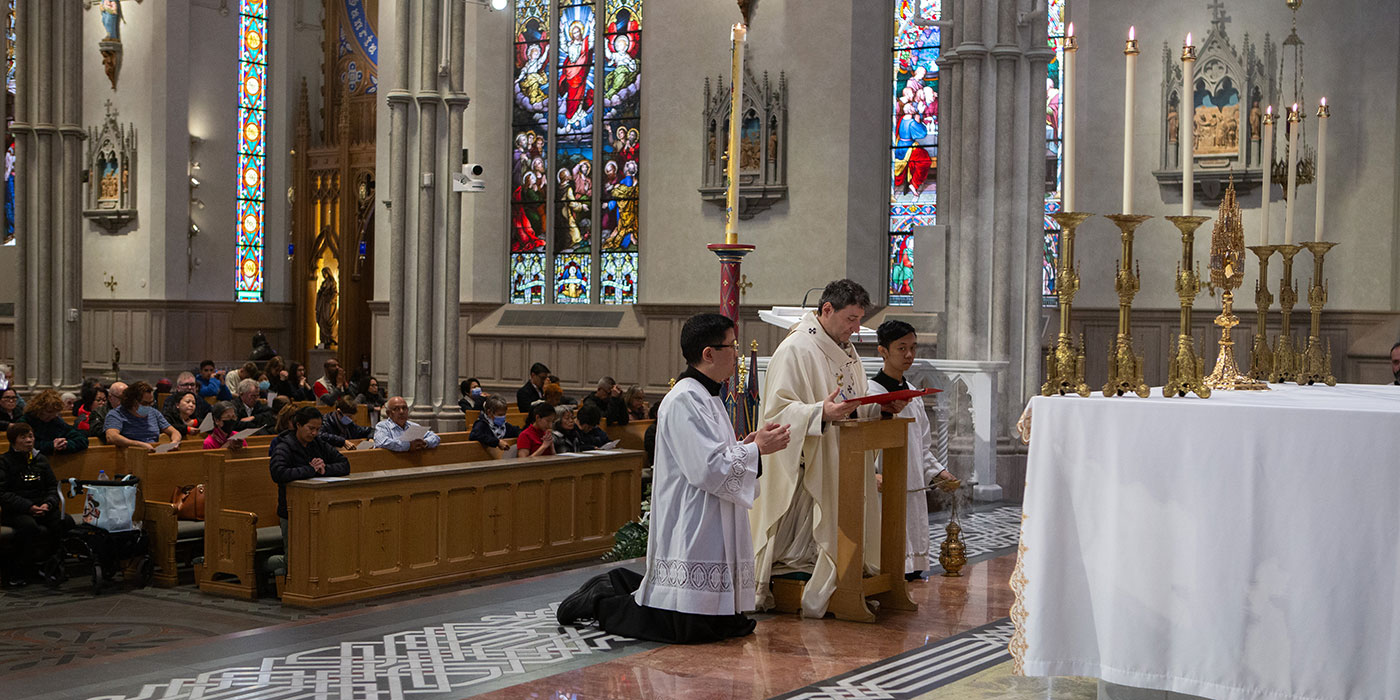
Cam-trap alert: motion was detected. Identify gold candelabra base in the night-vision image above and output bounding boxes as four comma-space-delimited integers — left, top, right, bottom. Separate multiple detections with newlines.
1163, 216, 1212, 398
1102, 214, 1152, 398
1205, 290, 1270, 391
1299, 240, 1338, 386
1041, 212, 1093, 397
1268, 244, 1303, 384
1246, 245, 1277, 381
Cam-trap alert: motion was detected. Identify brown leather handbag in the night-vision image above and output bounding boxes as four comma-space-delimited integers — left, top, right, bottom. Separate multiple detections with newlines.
171, 484, 205, 521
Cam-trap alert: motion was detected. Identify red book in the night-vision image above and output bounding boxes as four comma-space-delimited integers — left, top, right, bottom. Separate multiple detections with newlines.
852, 387, 941, 405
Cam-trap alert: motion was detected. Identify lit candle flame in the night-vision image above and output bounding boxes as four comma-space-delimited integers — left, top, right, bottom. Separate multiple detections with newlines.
1292, 102, 1299, 114
1185, 32, 1192, 47
1320, 97, 1327, 107
1129, 26, 1135, 41
1068, 22, 1074, 37
1266, 105, 1273, 115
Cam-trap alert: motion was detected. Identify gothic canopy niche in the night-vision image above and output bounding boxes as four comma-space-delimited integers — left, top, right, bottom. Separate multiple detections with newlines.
83, 101, 137, 233
1154, 0, 1277, 203
699, 66, 788, 219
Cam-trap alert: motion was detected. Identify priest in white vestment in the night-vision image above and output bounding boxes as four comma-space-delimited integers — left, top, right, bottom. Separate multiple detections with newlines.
557, 313, 791, 643
750, 279, 894, 617
867, 319, 957, 579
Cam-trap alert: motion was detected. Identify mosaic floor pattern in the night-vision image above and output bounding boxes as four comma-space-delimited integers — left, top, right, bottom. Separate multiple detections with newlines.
88, 605, 641, 700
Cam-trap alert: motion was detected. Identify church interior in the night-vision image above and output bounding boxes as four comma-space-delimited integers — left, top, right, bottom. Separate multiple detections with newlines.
2, 0, 1399, 698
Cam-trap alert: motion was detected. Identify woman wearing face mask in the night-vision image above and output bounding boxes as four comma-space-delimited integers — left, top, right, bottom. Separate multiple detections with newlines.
458, 378, 490, 413
319, 396, 373, 448
203, 402, 248, 450
469, 395, 521, 459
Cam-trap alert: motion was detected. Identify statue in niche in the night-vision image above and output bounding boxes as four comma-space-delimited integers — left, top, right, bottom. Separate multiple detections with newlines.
84, 101, 138, 231
699, 67, 788, 219
1167, 103, 1179, 143
315, 266, 339, 349
1249, 100, 1261, 140
98, 156, 119, 203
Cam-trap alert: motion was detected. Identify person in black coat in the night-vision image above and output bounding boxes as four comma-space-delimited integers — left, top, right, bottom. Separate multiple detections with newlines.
580, 376, 630, 426
458, 378, 491, 413
319, 396, 373, 448
516, 362, 551, 412
268, 407, 350, 547
574, 405, 612, 450
469, 395, 522, 458
0, 423, 63, 586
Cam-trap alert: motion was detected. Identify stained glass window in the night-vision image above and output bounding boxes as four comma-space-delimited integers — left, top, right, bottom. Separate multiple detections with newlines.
1044, 0, 1066, 303
235, 0, 268, 302
888, 0, 939, 306
511, 0, 641, 304
4, 0, 15, 246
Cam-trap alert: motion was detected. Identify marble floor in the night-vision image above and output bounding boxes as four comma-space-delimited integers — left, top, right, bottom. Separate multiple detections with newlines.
3, 504, 1028, 700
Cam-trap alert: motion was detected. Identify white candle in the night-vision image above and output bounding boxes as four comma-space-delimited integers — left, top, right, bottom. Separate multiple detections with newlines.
1064, 23, 1077, 212
1314, 98, 1329, 242
1181, 33, 1195, 216
1284, 104, 1300, 245
1122, 27, 1138, 214
1260, 106, 1274, 246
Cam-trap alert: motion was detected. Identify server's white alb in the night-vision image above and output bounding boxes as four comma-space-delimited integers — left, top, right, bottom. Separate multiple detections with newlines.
867, 377, 943, 574
633, 376, 760, 616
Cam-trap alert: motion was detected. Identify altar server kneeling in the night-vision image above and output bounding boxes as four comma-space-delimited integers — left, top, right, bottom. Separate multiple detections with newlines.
556, 313, 790, 643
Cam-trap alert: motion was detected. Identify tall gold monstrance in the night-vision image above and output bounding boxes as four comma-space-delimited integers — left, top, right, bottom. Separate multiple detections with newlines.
1205, 179, 1269, 391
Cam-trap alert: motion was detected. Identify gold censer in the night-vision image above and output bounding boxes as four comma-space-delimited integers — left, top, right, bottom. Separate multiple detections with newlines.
938, 520, 967, 577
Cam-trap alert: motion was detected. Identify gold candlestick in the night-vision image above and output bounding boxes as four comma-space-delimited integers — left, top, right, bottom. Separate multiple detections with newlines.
1204, 181, 1268, 391
1299, 240, 1338, 386
1246, 245, 1278, 380
1163, 215, 1212, 398
1269, 244, 1303, 383
1102, 214, 1152, 397
1041, 212, 1092, 397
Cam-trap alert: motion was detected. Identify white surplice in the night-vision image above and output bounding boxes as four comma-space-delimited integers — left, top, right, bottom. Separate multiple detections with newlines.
867, 374, 944, 574
749, 311, 881, 618
633, 376, 760, 616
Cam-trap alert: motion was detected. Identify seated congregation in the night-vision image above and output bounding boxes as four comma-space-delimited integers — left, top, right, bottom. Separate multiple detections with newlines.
0, 353, 655, 600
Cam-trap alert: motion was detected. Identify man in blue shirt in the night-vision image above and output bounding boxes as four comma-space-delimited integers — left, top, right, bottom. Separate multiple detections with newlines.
104, 381, 183, 450
196, 360, 233, 401
372, 396, 441, 452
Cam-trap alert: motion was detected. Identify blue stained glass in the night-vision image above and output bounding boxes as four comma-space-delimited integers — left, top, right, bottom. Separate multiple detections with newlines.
554, 253, 590, 303
510, 253, 546, 304
894, 0, 940, 49
236, 0, 266, 302
889, 0, 941, 305
556, 4, 594, 135
600, 252, 637, 305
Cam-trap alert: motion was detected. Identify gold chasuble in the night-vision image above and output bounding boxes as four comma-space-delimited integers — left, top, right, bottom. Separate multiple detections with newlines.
750, 311, 881, 617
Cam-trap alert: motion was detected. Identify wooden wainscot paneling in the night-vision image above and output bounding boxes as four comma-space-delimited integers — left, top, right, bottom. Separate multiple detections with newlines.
280, 450, 644, 608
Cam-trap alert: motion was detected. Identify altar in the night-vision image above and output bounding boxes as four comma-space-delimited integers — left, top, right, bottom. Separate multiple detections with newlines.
1013, 383, 1400, 700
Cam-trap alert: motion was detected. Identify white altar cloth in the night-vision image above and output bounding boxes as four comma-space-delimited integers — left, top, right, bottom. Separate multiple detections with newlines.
1014, 384, 1400, 700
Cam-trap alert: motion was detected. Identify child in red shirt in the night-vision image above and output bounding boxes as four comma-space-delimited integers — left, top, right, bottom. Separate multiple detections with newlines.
515, 403, 556, 457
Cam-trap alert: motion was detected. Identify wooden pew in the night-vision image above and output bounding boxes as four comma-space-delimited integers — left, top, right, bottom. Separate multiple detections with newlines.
198, 440, 497, 599
125, 447, 226, 586
605, 419, 653, 451
282, 449, 645, 607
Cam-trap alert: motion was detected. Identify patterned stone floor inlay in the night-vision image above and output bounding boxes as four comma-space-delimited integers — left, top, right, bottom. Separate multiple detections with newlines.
0, 622, 218, 672
771, 618, 1015, 700
88, 604, 641, 700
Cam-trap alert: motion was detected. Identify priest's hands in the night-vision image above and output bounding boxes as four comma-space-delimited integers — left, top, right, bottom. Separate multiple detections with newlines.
822, 389, 859, 422
881, 398, 910, 414
747, 422, 791, 455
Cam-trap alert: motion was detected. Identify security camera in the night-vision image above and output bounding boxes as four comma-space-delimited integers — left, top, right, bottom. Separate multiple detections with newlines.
452, 162, 486, 193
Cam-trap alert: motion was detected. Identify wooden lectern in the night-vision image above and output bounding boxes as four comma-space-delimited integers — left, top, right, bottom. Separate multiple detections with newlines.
770, 417, 917, 622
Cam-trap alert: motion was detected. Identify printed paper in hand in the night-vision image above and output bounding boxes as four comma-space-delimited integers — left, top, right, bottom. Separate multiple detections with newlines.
198, 413, 215, 433
601, 439, 621, 450
400, 425, 430, 443
153, 441, 180, 454
355, 439, 376, 450
503, 444, 519, 459
230, 426, 264, 441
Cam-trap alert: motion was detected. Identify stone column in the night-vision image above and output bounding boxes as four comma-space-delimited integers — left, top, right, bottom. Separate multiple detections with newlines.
931, 0, 1049, 496
13, 0, 83, 391
384, 0, 469, 430
436, 0, 469, 431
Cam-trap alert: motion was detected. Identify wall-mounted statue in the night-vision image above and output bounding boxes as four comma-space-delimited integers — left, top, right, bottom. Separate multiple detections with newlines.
1154, 0, 1277, 203
83, 100, 137, 232
89, 0, 141, 90
699, 65, 788, 219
